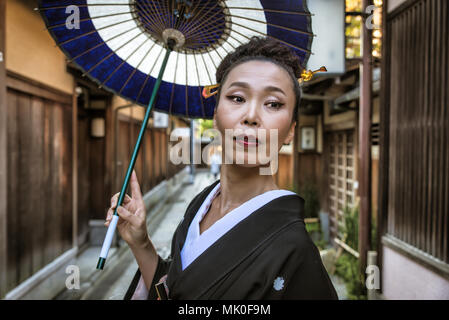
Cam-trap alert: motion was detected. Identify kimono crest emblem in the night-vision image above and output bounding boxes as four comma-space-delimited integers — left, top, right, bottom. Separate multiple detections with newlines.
273, 276, 285, 291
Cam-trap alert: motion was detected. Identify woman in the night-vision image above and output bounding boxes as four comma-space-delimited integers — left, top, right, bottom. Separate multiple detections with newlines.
105, 36, 338, 300
209, 147, 221, 180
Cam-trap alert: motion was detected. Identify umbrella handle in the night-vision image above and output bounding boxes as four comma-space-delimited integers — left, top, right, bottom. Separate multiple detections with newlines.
97, 42, 175, 270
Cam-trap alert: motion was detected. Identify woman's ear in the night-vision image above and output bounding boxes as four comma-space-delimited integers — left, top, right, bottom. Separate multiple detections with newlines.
283, 121, 296, 145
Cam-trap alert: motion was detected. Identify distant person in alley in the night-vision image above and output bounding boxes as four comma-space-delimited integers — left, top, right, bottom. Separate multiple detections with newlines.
106, 36, 337, 300
209, 146, 222, 180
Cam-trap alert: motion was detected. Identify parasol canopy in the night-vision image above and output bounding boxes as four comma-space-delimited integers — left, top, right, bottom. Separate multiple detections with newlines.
38, 0, 314, 119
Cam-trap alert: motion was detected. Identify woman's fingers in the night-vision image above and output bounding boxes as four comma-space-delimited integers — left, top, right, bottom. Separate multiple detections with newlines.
104, 207, 113, 226
116, 205, 139, 226
111, 193, 132, 209
130, 170, 143, 203
111, 193, 131, 207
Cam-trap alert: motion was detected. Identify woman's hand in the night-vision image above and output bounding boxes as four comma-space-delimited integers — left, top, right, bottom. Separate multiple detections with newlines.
105, 170, 150, 250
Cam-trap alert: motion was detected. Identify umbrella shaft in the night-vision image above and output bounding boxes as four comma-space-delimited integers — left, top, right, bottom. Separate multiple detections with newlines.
97, 45, 173, 270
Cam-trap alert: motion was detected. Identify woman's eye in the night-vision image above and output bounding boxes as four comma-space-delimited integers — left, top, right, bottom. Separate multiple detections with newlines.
267, 101, 284, 109
227, 95, 244, 103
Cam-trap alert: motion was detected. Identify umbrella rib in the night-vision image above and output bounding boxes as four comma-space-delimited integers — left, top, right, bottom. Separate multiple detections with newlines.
199, 53, 213, 85
173, 1, 183, 31
169, 0, 175, 28
187, 27, 226, 48
187, 30, 233, 49
229, 14, 314, 36
232, 21, 312, 54
213, 45, 225, 61
178, 0, 214, 34
184, 26, 227, 50
219, 43, 231, 56
59, 17, 136, 47
176, 0, 205, 34
184, 22, 226, 47
118, 41, 158, 95
82, 31, 144, 77
141, 1, 166, 33
134, 9, 163, 36
205, 50, 218, 71
68, 25, 139, 63
193, 55, 206, 118
136, 46, 165, 103
187, 15, 229, 41
37, 4, 132, 12
225, 7, 313, 16
99, 37, 151, 88
181, 1, 222, 37
155, 0, 174, 29
226, 40, 236, 51
227, 27, 251, 42
47, 11, 136, 30
169, 52, 180, 115
226, 31, 245, 47
193, 32, 236, 50
135, 1, 165, 34
149, 1, 171, 32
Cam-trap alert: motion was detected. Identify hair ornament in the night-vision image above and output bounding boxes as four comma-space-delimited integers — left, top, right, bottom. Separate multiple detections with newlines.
298, 66, 328, 84
201, 66, 327, 99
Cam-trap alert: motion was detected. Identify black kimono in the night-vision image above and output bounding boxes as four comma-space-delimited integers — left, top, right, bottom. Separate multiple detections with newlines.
124, 180, 338, 300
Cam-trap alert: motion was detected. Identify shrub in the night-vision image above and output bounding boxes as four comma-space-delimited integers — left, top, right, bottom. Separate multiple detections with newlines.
335, 252, 367, 300
336, 205, 367, 300
299, 181, 320, 219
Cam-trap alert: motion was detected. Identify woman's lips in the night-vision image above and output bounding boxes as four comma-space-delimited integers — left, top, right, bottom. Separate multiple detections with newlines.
233, 136, 259, 146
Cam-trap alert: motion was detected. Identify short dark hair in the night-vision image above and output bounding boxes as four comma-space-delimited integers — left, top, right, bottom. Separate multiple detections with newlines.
214, 36, 303, 123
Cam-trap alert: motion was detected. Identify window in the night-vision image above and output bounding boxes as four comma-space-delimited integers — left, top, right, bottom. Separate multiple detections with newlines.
345, 0, 383, 59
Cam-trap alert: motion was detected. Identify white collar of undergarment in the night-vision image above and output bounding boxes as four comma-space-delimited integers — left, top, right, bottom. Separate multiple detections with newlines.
180, 182, 296, 270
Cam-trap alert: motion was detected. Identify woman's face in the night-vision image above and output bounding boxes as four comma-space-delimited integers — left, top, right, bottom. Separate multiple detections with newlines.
213, 60, 297, 168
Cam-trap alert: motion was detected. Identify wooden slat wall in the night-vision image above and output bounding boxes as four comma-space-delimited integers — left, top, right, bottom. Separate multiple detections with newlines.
0, 0, 7, 298
166, 134, 186, 180
273, 153, 293, 190
77, 113, 90, 245
296, 154, 323, 201
116, 116, 178, 198
6, 88, 73, 292
386, 0, 448, 263
143, 127, 154, 192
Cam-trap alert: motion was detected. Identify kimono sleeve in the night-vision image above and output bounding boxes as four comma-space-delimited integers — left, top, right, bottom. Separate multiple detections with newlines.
278, 239, 338, 300
260, 225, 338, 300
123, 255, 172, 300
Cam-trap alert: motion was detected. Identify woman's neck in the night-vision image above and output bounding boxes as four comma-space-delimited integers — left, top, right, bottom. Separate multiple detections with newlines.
215, 163, 279, 218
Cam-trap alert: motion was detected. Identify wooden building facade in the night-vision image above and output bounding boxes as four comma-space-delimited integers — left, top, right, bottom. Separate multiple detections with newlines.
0, 0, 186, 298
378, 0, 449, 299
297, 63, 381, 241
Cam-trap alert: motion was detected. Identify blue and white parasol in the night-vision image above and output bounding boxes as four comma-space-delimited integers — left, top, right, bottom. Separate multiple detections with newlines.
37, 0, 315, 269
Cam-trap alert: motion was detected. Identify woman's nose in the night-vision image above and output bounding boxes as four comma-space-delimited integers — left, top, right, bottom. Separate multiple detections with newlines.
243, 118, 258, 126
242, 103, 260, 126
